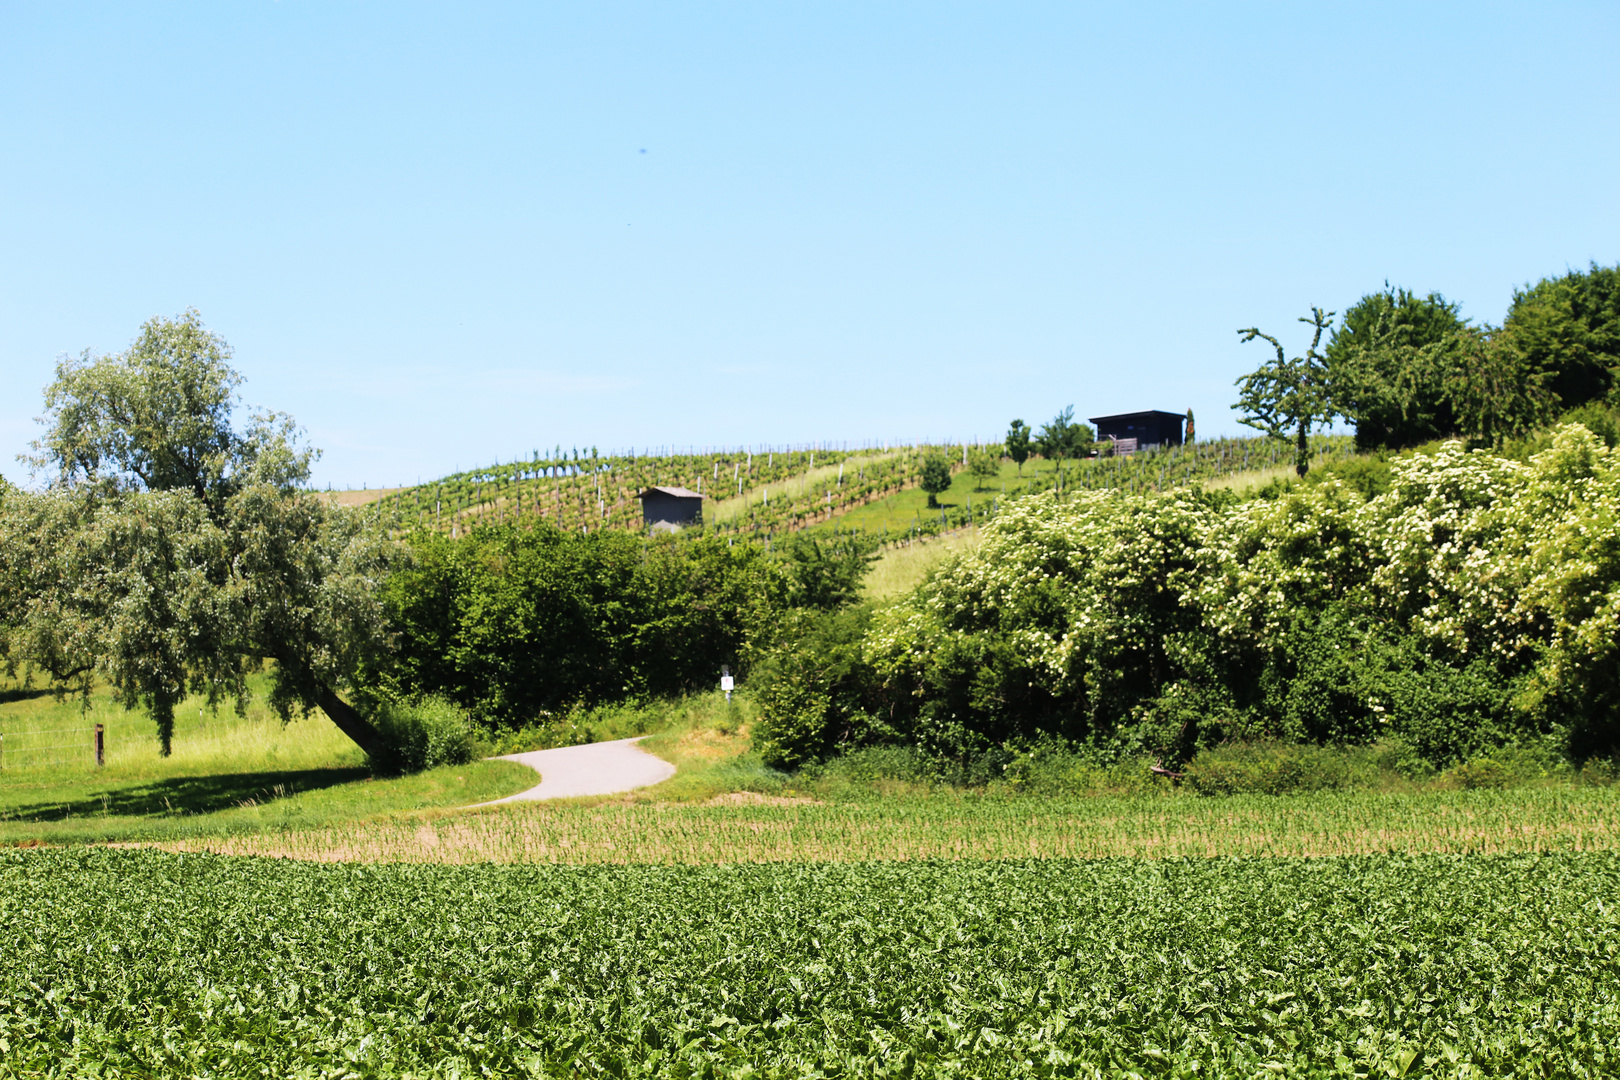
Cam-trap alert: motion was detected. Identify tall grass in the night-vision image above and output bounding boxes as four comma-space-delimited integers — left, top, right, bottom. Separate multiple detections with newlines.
0, 676, 533, 842
146, 786, 1620, 864
860, 527, 980, 600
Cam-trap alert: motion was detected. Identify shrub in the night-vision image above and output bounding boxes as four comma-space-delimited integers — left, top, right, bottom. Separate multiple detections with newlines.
749, 606, 877, 770
798, 745, 935, 785
1442, 757, 1515, 790
753, 679, 831, 771
1183, 742, 1370, 796
368, 696, 476, 776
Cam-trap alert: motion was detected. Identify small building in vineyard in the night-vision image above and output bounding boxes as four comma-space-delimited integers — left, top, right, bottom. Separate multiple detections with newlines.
634, 486, 704, 531
1088, 410, 1186, 455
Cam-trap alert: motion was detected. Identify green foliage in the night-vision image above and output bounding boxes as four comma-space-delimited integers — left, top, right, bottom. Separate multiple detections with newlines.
1004, 418, 1032, 474
1504, 261, 1620, 410
1324, 286, 1469, 449
1234, 309, 1338, 476
822, 425, 1620, 770
777, 531, 878, 610
965, 445, 1000, 489
367, 696, 476, 776
1033, 405, 1093, 473
8, 848, 1620, 1076
25, 309, 316, 510
1, 464, 396, 761
917, 450, 952, 507
1558, 401, 1620, 449
376, 525, 777, 727
1302, 448, 1394, 498
1183, 741, 1369, 796
751, 606, 876, 769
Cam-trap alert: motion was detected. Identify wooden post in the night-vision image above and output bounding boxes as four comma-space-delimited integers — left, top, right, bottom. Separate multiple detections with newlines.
95, 723, 104, 768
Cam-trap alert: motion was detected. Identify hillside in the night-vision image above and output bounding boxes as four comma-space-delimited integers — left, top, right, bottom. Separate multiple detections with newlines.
336, 433, 1358, 543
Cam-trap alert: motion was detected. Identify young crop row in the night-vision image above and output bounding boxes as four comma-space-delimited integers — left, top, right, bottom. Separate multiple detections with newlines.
6, 848, 1617, 1078
357, 434, 1356, 545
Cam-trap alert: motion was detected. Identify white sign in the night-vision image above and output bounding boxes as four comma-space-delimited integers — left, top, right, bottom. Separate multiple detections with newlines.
720, 676, 735, 692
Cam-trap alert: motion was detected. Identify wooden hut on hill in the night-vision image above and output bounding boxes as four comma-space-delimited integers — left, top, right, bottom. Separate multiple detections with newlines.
1088, 410, 1185, 455
634, 486, 704, 531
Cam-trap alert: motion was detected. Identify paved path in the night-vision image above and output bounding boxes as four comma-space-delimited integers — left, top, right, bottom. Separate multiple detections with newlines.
472, 737, 676, 806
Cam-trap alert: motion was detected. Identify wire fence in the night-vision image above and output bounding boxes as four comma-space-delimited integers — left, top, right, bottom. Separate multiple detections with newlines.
0, 723, 104, 771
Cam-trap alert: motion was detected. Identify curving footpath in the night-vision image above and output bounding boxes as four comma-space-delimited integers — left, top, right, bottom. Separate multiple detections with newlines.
471, 737, 676, 806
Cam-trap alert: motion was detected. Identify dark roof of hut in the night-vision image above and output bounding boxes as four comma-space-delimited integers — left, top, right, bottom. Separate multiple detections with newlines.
632, 486, 704, 500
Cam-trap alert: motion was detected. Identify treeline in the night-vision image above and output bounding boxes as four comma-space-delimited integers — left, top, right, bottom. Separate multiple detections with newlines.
751, 422, 1620, 773
1236, 263, 1620, 472
362, 525, 876, 726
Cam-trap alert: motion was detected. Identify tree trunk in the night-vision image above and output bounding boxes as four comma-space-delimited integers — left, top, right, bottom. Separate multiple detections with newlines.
315, 684, 385, 758
1295, 422, 1309, 478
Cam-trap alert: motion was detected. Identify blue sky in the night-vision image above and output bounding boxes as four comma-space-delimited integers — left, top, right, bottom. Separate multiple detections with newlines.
4, 2, 1617, 489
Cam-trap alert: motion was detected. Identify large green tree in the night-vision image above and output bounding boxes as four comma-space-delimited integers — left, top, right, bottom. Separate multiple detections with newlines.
1324, 287, 1470, 449
1234, 309, 1339, 477
2, 312, 395, 756
1503, 262, 1620, 410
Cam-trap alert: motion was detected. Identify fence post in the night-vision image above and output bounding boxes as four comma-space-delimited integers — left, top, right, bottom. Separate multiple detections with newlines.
95, 723, 104, 768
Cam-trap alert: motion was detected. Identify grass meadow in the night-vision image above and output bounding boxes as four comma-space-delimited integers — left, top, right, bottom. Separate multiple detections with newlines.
0, 675, 533, 844
6, 679, 1615, 866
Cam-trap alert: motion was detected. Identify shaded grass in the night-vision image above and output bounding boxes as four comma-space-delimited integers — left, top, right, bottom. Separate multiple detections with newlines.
0, 674, 534, 844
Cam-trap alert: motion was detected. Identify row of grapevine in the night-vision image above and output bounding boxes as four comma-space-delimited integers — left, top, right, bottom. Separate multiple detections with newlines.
352, 434, 1356, 544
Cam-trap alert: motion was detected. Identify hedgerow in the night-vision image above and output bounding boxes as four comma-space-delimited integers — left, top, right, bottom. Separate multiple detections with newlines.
759, 425, 1620, 769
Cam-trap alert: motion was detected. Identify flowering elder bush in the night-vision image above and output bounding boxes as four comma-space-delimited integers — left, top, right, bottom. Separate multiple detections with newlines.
1357, 441, 1531, 660
856, 489, 1219, 761
1508, 427, 1620, 755
759, 424, 1620, 769
1194, 479, 1372, 645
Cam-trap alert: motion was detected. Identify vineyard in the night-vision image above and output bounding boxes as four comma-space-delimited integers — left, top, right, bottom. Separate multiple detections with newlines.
351, 434, 1358, 545
7, 848, 1617, 1077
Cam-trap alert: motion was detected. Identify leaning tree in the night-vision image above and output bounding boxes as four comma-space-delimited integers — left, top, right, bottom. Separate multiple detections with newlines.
1, 310, 398, 756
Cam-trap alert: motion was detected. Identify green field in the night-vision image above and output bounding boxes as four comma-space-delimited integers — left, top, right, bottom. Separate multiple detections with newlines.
7, 848, 1618, 1078
9, 674, 1620, 1076
0, 680, 535, 844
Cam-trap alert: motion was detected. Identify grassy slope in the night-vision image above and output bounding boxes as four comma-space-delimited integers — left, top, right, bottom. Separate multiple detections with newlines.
809, 457, 1033, 537
0, 678, 533, 844
861, 527, 981, 600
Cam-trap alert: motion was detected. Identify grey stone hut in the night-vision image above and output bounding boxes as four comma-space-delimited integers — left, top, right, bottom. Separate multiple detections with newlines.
634, 486, 704, 531
1087, 410, 1186, 455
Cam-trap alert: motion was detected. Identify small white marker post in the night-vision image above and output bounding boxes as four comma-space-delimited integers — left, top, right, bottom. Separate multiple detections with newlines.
720, 666, 735, 703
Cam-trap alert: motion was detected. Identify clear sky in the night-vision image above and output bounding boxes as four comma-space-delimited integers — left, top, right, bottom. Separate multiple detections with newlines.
4, 2, 1617, 489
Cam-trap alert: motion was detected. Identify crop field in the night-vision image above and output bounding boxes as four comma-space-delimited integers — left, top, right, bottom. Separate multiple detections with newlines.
6, 848, 1617, 1078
